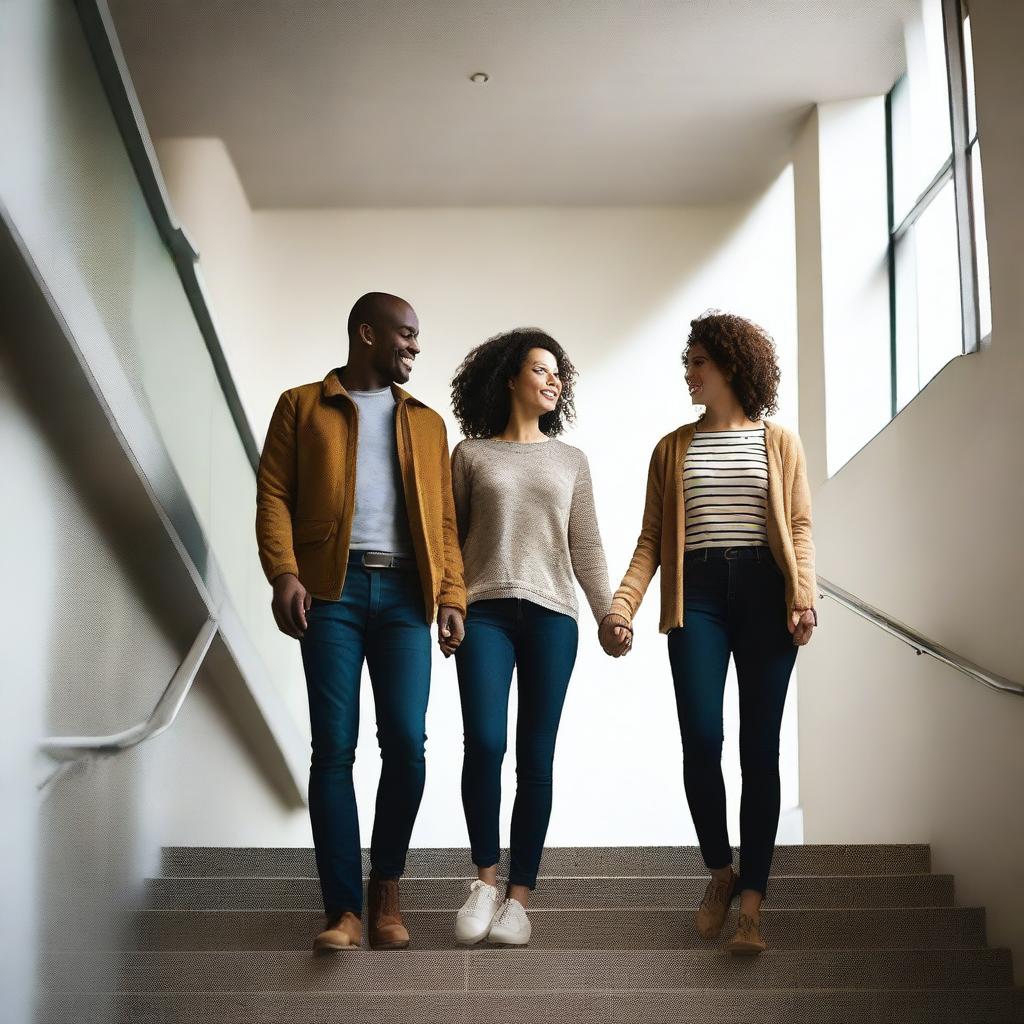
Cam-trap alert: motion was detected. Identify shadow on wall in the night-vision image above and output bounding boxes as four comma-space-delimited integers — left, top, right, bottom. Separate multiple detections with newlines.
1, 356, 181, 1024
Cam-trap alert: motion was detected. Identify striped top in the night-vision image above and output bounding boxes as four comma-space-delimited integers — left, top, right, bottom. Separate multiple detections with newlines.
683, 427, 769, 550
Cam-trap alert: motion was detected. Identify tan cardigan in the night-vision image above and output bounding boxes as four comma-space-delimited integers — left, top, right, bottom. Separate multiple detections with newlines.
609, 421, 816, 633
256, 369, 467, 622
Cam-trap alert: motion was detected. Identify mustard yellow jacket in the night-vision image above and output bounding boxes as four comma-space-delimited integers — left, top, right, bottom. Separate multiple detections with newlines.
609, 421, 816, 632
256, 369, 467, 621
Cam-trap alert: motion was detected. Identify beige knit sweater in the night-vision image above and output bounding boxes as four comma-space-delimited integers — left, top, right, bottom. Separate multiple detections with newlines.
450, 438, 612, 624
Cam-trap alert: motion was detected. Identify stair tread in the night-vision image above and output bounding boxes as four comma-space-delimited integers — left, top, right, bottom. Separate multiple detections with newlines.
142, 873, 958, 911
41, 947, 1015, 993
161, 844, 933, 880
89, 905, 989, 952
36, 983, 1024, 1024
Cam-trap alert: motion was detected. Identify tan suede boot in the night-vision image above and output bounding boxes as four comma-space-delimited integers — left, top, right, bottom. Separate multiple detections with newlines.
695, 867, 738, 939
724, 910, 768, 955
367, 874, 411, 950
313, 910, 362, 952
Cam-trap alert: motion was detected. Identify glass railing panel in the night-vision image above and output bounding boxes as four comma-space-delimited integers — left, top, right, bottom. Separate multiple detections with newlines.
1, 0, 305, 733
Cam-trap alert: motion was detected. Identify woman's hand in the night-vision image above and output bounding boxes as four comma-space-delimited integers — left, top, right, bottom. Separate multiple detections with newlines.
599, 613, 633, 657
789, 608, 816, 647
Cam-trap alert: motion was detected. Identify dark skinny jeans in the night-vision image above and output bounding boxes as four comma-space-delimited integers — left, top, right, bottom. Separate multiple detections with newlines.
299, 555, 432, 917
667, 546, 798, 897
455, 598, 579, 889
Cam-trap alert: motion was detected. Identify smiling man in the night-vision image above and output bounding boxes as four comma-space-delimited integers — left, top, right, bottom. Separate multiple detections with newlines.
256, 292, 466, 952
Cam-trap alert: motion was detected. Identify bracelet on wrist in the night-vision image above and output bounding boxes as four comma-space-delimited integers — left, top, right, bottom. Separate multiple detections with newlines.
794, 607, 818, 626
604, 614, 632, 630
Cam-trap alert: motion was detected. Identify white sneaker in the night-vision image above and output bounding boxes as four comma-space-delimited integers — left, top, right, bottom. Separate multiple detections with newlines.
454, 879, 501, 945
486, 896, 531, 946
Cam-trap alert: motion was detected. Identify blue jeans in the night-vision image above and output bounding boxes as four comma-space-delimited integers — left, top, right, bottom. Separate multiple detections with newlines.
299, 555, 432, 916
667, 546, 797, 897
455, 599, 579, 889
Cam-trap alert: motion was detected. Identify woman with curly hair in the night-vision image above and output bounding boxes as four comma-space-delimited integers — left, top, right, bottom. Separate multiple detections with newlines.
446, 328, 611, 947
599, 311, 816, 955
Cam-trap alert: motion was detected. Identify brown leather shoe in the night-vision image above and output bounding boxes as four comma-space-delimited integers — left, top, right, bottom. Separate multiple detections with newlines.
367, 874, 410, 950
313, 911, 362, 952
695, 867, 738, 939
724, 910, 768, 955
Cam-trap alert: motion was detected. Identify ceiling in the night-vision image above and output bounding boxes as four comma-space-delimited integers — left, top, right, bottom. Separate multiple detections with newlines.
109, 0, 915, 208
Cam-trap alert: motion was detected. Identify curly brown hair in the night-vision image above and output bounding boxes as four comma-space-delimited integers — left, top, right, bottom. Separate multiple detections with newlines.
684, 311, 781, 421
450, 328, 577, 438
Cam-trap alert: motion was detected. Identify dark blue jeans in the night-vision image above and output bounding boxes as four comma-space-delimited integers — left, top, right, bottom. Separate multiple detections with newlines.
299, 555, 431, 917
455, 599, 579, 889
667, 546, 798, 897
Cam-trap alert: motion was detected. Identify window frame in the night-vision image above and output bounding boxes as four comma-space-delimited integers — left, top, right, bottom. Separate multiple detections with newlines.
886, 0, 983, 418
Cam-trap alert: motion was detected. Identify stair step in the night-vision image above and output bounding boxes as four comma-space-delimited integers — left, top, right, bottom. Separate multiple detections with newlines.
144, 873, 956, 911
41, 844, 1023, 1022
36, 986, 1024, 1024
161, 844, 932, 878
41, 948, 1014, 993
106, 906, 988, 951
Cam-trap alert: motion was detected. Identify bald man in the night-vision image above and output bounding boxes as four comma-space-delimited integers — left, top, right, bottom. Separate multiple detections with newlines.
256, 292, 466, 952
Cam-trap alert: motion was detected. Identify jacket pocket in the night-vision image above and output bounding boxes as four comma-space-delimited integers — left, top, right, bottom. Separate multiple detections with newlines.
293, 519, 336, 545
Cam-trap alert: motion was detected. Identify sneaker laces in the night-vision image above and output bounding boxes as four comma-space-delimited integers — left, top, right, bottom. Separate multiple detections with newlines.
494, 897, 526, 928
458, 879, 498, 917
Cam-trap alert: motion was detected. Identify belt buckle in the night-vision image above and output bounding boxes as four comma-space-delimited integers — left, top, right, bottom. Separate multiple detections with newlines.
361, 551, 395, 569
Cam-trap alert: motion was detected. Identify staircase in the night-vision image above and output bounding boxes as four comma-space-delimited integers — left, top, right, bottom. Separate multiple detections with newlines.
41, 845, 1024, 1022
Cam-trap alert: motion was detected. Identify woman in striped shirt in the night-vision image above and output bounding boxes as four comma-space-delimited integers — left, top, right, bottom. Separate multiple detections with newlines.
600, 311, 816, 955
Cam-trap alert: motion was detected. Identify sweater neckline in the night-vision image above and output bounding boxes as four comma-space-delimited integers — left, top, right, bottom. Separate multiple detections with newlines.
479, 437, 554, 448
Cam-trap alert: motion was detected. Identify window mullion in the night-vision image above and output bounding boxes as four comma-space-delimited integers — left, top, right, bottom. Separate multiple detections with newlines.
886, 89, 898, 419
942, 0, 980, 353
891, 158, 953, 245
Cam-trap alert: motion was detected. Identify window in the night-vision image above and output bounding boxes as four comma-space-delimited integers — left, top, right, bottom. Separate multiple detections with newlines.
886, 0, 991, 415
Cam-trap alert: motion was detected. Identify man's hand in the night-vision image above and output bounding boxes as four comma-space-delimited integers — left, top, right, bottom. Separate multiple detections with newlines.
789, 608, 816, 647
599, 613, 633, 657
437, 606, 465, 658
272, 573, 311, 640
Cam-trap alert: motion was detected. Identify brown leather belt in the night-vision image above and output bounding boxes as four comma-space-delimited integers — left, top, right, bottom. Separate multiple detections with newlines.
352, 550, 417, 570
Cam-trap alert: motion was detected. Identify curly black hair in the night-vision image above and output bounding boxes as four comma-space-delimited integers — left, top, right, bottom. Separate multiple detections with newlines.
450, 328, 577, 438
684, 311, 781, 421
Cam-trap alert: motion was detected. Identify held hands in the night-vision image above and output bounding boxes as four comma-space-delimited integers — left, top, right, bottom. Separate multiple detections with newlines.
272, 572, 311, 639
789, 608, 816, 647
437, 606, 465, 658
599, 613, 633, 657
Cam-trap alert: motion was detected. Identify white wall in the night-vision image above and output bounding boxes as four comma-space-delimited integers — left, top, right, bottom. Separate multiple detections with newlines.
795, 0, 1024, 979
159, 139, 801, 848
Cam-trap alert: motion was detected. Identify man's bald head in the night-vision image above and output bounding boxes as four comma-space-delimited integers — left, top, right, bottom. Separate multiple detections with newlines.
344, 292, 421, 386
347, 292, 413, 342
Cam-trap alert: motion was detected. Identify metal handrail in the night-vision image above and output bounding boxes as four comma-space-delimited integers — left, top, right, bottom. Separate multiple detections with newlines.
817, 577, 1022, 697
39, 618, 219, 769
